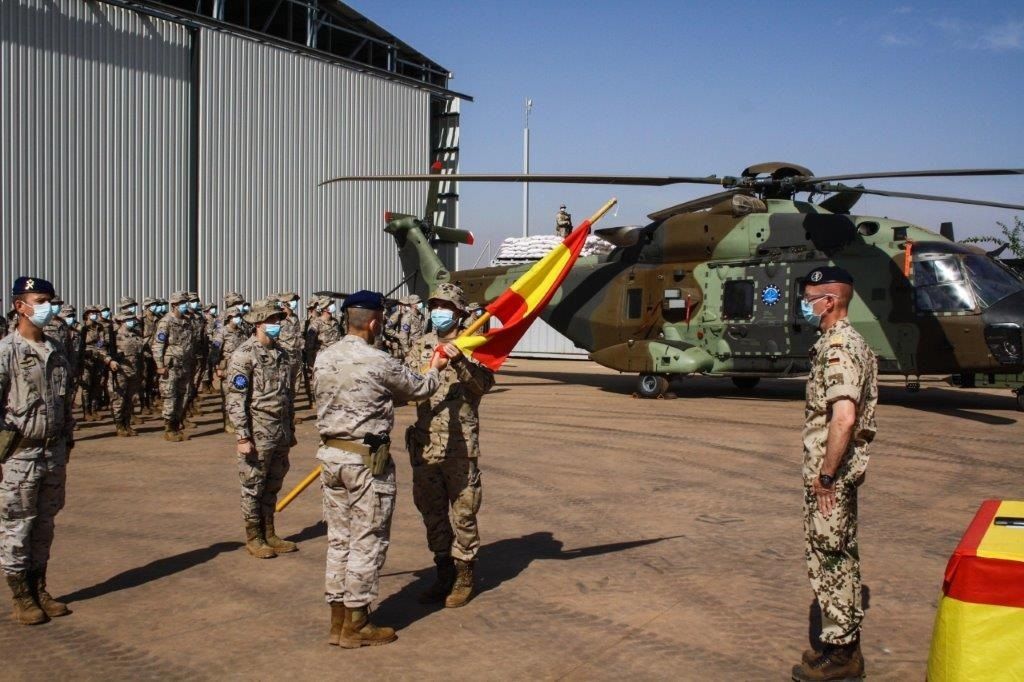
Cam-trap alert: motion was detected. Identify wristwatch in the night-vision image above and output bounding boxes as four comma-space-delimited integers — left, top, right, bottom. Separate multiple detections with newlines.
818, 473, 836, 487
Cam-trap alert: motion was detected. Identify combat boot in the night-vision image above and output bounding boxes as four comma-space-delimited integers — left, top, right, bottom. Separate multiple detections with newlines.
792, 639, 864, 681
163, 420, 176, 442
445, 559, 475, 608
30, 567, 69, 618
115, 424, 129, 437
245, 521, 276, 559
419, 554, 455, 604
328, 603, 346, 646
6, 573, 46, 625
125, 425, 138, 437
339, 606, 397, 648
263, 514, 297, 553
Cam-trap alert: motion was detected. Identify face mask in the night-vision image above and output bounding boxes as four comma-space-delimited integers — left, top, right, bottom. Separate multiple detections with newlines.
178, 303, 188, 314
288, 300, 298, 311
66, 316, 76, 326
242, 304, 251, 313
89, 313, 98, 322
27, 302, 55, 328
231, 316, 242, 326
128, 305, 138, 314
149, 305, 158, 314
126, 319, 138, 330
189, 301, 199, 311
800, 296, 831, 328
263, 323, 282, 339
430, 308, 457, 333
50, 304, 60, 315
209, 307, 218, 316
328, 303, 337, 314
101, 309, 111, 320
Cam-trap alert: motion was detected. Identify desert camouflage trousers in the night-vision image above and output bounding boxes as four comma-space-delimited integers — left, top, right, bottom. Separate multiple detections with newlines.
238, 444, 290, 523
804, 477, 863, 645
0, 452, 67, 574
159, 361, 192, 425
108, 371, 140, 427
320, 454, 396, 608
411, 456, 482, 562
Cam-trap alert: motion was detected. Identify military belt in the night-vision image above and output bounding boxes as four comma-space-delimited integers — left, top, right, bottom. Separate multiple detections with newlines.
13, 435, 64, 449
321, 437, 371, 457
321, 437, 391, 475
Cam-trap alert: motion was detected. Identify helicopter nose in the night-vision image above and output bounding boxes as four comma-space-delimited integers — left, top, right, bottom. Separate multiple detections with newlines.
981, 290, 1024, 366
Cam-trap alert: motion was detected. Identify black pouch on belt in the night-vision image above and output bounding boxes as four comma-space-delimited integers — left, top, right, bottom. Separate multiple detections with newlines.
363, 432, 392, 476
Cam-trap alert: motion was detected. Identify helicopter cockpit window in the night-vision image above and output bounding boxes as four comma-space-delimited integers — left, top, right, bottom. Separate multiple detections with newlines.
722, 280, 755, 320
912, 256, 975, 313
961, 254, 1024, 308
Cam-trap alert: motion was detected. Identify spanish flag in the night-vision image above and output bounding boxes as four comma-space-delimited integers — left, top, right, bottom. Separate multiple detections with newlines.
927, 499, 1024, 680
454, 198, 617, 371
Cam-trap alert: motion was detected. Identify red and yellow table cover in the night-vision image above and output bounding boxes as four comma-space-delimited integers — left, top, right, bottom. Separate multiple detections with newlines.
927, 499, 1024, 680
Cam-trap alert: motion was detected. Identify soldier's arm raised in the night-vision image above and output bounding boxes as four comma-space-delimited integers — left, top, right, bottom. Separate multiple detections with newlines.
382, 355, 443, 403
453, 355, 495, 397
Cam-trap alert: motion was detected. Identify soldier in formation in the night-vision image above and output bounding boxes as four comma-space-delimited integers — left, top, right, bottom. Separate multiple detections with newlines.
276, 292, 304, 401
384, 294, 424, 359
404, 283, 494, 608
312, 290, 451, 648
305, 295, 342, 364
791, 266, 877, 682
0, 277, 73, 625
225, 299, 296, 560
555, 204, 573, 237
152, 292, 194, 441
80, 304, 108, 421
106, 312, 147, 437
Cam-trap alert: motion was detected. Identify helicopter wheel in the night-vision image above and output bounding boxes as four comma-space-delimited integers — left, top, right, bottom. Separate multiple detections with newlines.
731, 377, 761, 391
1016, 388, 1024, 412
637, 373, 670, 399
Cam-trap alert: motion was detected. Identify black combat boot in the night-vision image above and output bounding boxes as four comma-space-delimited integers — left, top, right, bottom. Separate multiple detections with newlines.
418, 554, 455, 604
445, 559, 475, 608
6, 573, 46, 625
792, 638, 865, 681
339, 606, 397, 648
30, 567, 69, 618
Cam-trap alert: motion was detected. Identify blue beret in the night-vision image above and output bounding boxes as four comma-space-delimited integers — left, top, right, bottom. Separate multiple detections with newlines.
806, 266, 854, 286
342, 290, 384, 311
12, 276, 55, 297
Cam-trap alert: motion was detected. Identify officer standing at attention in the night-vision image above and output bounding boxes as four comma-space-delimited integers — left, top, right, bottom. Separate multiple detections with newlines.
276, 292, 304, 399
791, 266, 877, 682
0, 277, 74, 625
60, 305, 83, 414
80, 304, 107, 421
152, 292, 193, 441
106, 312, 147, 437
555, 204, 573, 237
313, 290, 452, 648
405, 283, 494, 608
225, 299, 296, 559
214, 305, 248, 433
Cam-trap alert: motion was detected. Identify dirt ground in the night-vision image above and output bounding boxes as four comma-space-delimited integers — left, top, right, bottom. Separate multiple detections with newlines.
2, 358, 1021, 680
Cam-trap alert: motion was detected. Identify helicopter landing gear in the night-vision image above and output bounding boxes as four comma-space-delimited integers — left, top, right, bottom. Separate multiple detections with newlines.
1016, 387, 1024, 412
731, 377, 761, 391
636, 373, 670, 399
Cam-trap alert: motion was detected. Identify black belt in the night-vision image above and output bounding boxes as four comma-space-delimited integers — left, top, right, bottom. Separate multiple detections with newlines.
17, 435, 65, 449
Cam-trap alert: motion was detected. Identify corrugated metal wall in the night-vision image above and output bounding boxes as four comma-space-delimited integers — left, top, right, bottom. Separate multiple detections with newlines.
1, 0, 191, 310
198, 29, 430, 303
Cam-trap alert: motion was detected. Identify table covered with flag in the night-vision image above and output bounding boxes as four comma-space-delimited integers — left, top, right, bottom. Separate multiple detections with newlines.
927, 499, 1024, 680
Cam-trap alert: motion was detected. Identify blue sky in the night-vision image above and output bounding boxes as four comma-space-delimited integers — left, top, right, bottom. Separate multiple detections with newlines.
348, 1, 1024, 263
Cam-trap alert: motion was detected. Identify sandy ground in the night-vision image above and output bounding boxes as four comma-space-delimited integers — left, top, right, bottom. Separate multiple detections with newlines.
1, 358, 1021, 680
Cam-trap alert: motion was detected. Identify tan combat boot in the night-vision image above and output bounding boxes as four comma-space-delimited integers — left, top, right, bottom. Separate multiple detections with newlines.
792, 639, 865, 681
30, 567, 69, 618
7, 573, 46, 625
163, 420, 176, 442
419, 554, 455, 604
339, 606, 397, 648
245, 522, 276, 559
445, 559, 475, 608
115, 424, 129, 437
263, 515, 297, 553
328, 603, 346, 646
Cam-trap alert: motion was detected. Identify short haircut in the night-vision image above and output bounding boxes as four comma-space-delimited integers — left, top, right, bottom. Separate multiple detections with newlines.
347, 307, 379, 330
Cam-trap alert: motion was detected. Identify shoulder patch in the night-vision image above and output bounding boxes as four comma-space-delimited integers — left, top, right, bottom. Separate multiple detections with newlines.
829, 335, 845, 347
232, 374, 248, 390
402, 324, 410, 332
157, 331, 168, 342
96, 338, 104, 348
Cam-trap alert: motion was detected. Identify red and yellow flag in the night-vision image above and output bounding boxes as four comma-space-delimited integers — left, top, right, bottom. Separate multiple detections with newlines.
453, 198, 617, 371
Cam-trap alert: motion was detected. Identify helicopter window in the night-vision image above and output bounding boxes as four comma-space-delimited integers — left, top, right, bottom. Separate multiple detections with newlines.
627, 288, 643, 319
722, 280, 754, 320
961, 254, 1024, 308
913, 256, 975, 313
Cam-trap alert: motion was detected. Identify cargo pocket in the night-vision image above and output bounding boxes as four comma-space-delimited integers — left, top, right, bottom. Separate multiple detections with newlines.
370, 475, 396, 533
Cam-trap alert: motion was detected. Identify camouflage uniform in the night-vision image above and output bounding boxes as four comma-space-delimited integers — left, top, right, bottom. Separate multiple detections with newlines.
0, 312, 6, 340
555, 206, 573, 237
313, 334, 442, 607
139, 297, 160, 413
152, 293, 194, 438
385, 295, 424, 359
106, 315, 147, 435
305, 297, 342, 363
225, 335, 294, 529
405, 330, 493, 563
184, 293, 206, 412
81, 305, 110, 419
276, 293, 304, 391
0, 329, 74, 578
214, 307, 249, 432
60, 305, 83, 405
802, 318, 877, 646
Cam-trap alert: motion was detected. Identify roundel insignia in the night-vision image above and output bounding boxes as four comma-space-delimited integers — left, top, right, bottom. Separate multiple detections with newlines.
232, 374, 248, 390
157, 332, 168, 342
810, 271, 823, 283
96, 338, 104, 348
402, 324, 410, 332
761, 284, 782, 306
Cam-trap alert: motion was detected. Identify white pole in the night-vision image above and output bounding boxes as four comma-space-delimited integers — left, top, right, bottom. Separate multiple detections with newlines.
523, 98, 532, 238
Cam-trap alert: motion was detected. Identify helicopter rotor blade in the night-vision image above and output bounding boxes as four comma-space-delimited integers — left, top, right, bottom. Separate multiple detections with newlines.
807, 168, 1024, 184
816, 184, 1024, 210
321, 173, 725, 188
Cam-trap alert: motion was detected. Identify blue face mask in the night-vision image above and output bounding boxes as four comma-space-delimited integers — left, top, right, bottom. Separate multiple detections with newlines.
50, 304, 60, 315
231, 316, 242, 326
288, 300, 298, 311
28, 302, 55, 329
88, 313, 99, 322
430, 308, 458, 333
66, 316, 76, 326
242, 304, 251, 313
189, 301, 199, 311
263, 323, 282, 339
209, 307, 218, 316
126, 319, 138, 330
328, 303, 337, 314
800, 295, 832, 328
128, 305, 137, 314
178, 303, 188, 314
101, 309, 111, 320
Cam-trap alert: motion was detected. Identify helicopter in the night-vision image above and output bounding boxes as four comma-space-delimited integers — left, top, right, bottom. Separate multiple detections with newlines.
325, 162, 1024, 410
